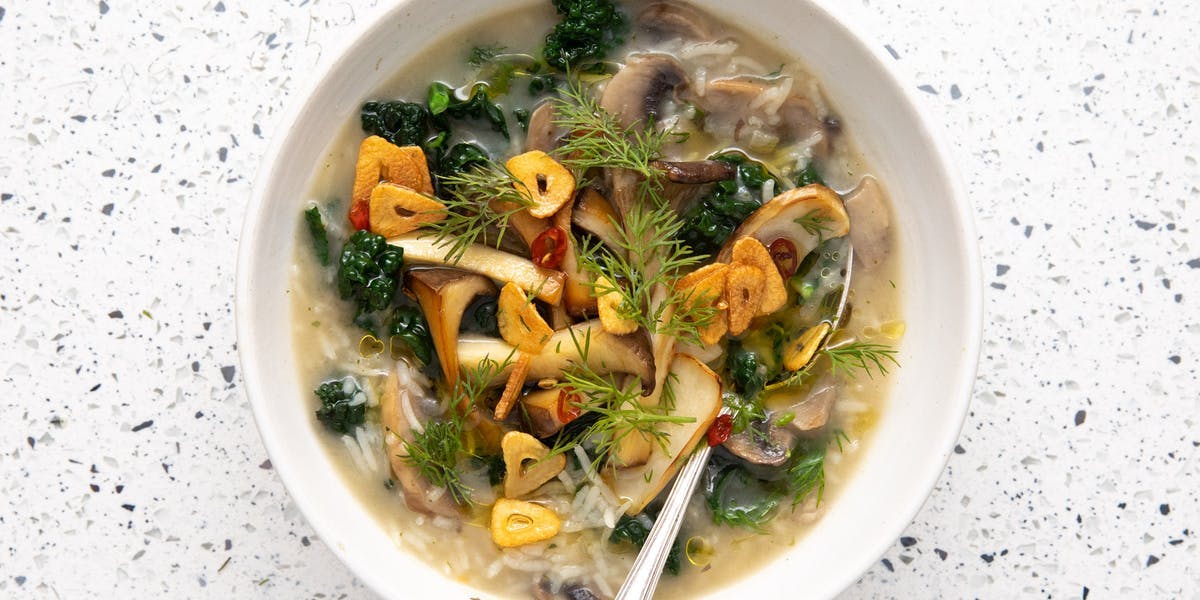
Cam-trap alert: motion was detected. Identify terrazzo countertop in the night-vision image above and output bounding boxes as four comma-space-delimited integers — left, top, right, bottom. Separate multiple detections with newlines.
1, 0, 1196, 598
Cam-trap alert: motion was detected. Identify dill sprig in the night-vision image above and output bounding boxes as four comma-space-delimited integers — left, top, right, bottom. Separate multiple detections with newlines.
547, 330, 694, 471
549, 77, 678, 196
793, 209, 835, 240
785, 444, 826, 507
420, 163, 534, 263
824, 341, 899, 379
400, 355, 511, 506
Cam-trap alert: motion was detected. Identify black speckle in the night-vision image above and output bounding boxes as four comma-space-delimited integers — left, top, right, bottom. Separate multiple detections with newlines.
220, 365, 236, 383
99, 0, 109, 15
934, 548, 947, 560
26, 437, 35, 449
1024, 225, 1033, 238
1159, 503, 1170, 515
89, 383, 101, 392
0, 7, 6, 23
218, 147, 228, 162
152, 32, 164, 42
1082, 586, 1090, 599
71, 115, 88, 123
1168, 355, 1180, 364
1186, 258, 1200, 269
880, 558, 894, 572
900, 536, 917, 547
224, 539, 232, 551
1074, 410, 1086, 426
191, 361, 200, 372
131, 420, 153, 433
996, 264, 1010, 276
1135, 220, 1156, 230
108, 310, 123, 318
202, 321, 212, 331
259, 459, 273, 470
990, 282, 1006, 290
101, 168, 115, 177
194, 411, 204, 419
1117, 502, 1127, 509
89, 484, 100, 493
1, 193, 12, 202
115, 484, 125, 493
1146, 555, 1159, 567
917, 84, 937, 95
950, 84, 962, 99
14, 576, 25, 586
981, 553, 994, 563
884, 44, 899, 60
954, 444, 965, 454
301, 536, 310, 546
101, 203, 114, 216
1036, 141, 1044, 152
121, 503, 135, 512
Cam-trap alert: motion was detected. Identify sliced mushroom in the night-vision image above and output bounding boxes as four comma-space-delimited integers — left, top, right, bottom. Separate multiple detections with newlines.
722, 418, 798, 467
406, 268, 497, 389
388, 233, 565, 305
766, 373, 838, 434
716, 184, 849, 264
571, 187, 624, 254
651, 160, 735, 184
525, 101, 565, 154
520, 389, 568, 438
606, 353, 722, 514
842, 175, 891, 270
700, 77, 830, 156
555, 192, 596, 318
637, 1, 711, 41
379, 366, 462, 520
599, 53, 689, 130
457, 320, 656, 392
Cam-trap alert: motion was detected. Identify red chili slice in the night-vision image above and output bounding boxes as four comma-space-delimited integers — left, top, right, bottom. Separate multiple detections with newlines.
556, 389, 582, 424
349, 200, 370, 231
706, 414, 733, 446
768, 238, 799, 278
531, 227, 568, 270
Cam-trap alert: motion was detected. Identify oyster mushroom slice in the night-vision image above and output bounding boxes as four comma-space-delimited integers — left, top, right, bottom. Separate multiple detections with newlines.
524, 101, 565, 154
700, 77, 830, 156
605, 353, 722, 515
571, 186, 625, 256
765, 372, 838, 435
637, 1, 712, 41
650, 159, 736, 184
555, 192, 596, 318
716, 184, 850, 264
456, 320, 656, 393
379, 365, 462, 520
842, 175, 891, 270
388, 233, 565, 305
722, 419, 798, 467
406, 268, 497, 389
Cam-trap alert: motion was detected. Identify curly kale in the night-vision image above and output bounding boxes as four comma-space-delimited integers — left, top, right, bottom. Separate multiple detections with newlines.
610, 514, 683, 575
360, 101, 430, 147
542, 0, 627, 71
314, 377, 367, 434
427, 82, 509, 140
439, 142, 490, 176
726, 343, 766, 400
303, 205, 330, 266
387, 305, 435, 365
793, 161, 825, 187
337, 229, 404, 318
679, 153, 781, 258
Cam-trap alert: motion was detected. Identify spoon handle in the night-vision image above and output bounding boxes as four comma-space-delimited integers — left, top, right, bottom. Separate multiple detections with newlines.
614, 439, 715, 600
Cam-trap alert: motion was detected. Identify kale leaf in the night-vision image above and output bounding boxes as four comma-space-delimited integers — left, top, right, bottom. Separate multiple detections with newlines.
439, 142, 490, 177
679, 152, 780, 258
726, 343, 766, 399
542, 0, 627, 71
387, 305, 435, 365
314, 377, 366, 434
303, 205, 330, 266
609, 514, 684, 575
337, 229, 404, 317
360, 101, 430, 147
427, 82, 509, 140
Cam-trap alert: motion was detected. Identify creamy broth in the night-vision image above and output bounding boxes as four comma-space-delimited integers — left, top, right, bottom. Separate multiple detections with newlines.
288, 2, 903, 597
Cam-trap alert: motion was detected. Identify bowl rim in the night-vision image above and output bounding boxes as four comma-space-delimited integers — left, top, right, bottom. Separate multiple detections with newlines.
235, 0, 983, 597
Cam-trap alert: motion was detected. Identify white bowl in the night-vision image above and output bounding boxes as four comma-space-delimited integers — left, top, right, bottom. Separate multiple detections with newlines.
236, 0, 982, 597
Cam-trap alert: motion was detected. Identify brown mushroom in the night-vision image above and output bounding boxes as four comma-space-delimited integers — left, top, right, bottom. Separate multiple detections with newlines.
651, 159, 736, 184
525, 101, 565, 154
637, 1, 711, 41
842, 175, 891, 270
700, 77, 831, 156
716, 184, 850, 264
571, 187, 625, 254
406, 268, 498, 389
599, 53, 689, 130
555, 191, 597, 318
722, 418, 798, 466
457, 320, 656, 392
379, 367, 462, 520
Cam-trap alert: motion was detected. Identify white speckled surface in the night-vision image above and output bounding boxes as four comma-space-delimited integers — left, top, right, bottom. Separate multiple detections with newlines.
1, 0, 1196, 598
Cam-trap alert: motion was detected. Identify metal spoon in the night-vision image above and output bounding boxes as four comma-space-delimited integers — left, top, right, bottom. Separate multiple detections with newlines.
614, 241, 854, 600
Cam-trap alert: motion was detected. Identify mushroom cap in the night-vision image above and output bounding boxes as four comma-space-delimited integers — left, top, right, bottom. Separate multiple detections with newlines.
842, 175, 891, 270
722, 418, 798, 466
406, 267, 498, 388
700, 77, 831, 156
524, 101, 564, 154
599, 53, 690, 130
637, 2, 712, 41
716, 184, 850, 264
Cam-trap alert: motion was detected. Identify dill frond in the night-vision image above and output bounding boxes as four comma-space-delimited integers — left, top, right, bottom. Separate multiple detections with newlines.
420, 163, 534, 263
823, 341, 899, 380
793, 209, 835, 240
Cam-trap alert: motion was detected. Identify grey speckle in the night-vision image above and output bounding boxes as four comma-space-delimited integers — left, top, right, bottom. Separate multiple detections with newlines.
98, 0, 108, 15
220, 365, 236, 383
884, 44, 900, 60
1186, 258, 1200, 269
1074, 410, 1086, 426
101, 203, 114, 215
1135, 220, 1156, 230
950, 84, 962, 99
917, 84, 938, 95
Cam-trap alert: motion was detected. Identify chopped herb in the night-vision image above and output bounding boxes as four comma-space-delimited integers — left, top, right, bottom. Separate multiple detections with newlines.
303, 205, 330, 266
542, 0, 628, 71
823, 341, 899, 379
419, 161, 534, 263
610, 514, 684, 575
387, 306, 435, 364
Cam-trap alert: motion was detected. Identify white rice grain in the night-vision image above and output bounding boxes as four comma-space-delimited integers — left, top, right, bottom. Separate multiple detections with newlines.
679, 40, 737, 59
341, 434, 368, 473
761, 178, 776, 203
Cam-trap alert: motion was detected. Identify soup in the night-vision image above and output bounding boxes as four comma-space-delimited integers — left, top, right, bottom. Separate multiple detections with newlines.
289, 1, 902, 597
